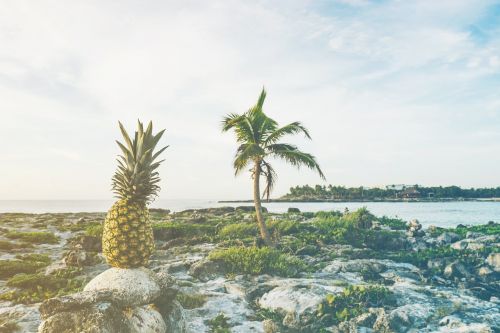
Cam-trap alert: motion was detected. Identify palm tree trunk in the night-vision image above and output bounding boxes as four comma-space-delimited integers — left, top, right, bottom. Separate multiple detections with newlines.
253, 162, 273, 246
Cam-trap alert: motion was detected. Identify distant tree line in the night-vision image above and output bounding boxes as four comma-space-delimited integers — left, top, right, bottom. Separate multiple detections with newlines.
281, 185, 500, 200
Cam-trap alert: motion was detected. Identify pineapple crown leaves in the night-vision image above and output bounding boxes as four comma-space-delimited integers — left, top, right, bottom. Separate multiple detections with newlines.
112, 120, 168, 204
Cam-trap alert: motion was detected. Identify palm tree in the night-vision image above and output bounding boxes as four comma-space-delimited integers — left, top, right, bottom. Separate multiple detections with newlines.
222, 88, 325, 246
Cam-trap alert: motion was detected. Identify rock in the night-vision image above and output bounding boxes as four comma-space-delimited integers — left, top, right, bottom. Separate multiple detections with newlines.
444, 261, 471, 279
236, 206, 267, 213
436, 232, 460, 245
0, 304, 40, 333
342, 259, 387, 274
486, 253, 500, 272
407, 219, 424, 237
163, 300, 186, 333
371, 308, 391, 333
353, 311, 377, 328
466, 231, 482, 239
467, 242, 485, 250
478, 266, 494, 277
287, 207, 301, 213
188, 259, 225, 282
263, 319, 279, 333
439, 315, 463, 328
427, 258, 447, 270
124, 305, 167, 333
84, 268, 162, 307
63, 245, 94, 267
387, 304, 429, 332
75, 234, 102, 252
451, 240, 468, 250
38, 302, 128, 333
40, 290, 116, 319
258, 284, 337, 329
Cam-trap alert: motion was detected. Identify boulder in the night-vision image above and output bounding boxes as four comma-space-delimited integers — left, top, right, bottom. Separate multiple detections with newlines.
124, 305, 167, 333
451, 240, 468, 250
38, 269, 184, 333
163, 300, 187, 333
407, 219, 424, 237
188, 259, 226, 282
486, 253, 500, 272
84, 268, 162, 307
38, 302, 128, 333
444, 261, 471, 279
287, 207, 301, 213
262, 319, 280, 333
258, 284, 339, 329
63, 245, 94, 267
40, 290, 116, 319
436, 232, 460, 245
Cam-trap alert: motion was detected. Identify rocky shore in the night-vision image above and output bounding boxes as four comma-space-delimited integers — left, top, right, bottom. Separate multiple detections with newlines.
0, 208, 498, 332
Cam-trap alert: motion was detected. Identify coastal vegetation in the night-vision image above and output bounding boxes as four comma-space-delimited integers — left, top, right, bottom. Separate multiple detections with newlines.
222, 88, 324, 246
282, 184, 500, 201
0, 207, 498, 331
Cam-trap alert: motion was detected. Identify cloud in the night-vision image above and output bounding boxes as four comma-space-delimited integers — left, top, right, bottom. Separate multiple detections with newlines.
0, 0, 499, 200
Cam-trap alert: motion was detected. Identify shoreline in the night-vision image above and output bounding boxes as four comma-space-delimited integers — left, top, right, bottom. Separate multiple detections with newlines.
219, 198, 500, 203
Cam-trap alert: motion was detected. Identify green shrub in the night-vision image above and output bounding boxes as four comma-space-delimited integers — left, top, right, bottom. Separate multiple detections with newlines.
5, 231, 59, 244
0, 240, 33, 250
0, 254, 52, 279
218, 223, 257, 239
378, 216, 407, 230
85, 224, 103, 238
342, 207, 375, 229
384, 246, 497, 269
317, 285, 394, 325
207, 313, 231, 333
176, 292, 207, 309
1, 272, 84, 304
429, 222, 500, 238
209, 246, 306, 277
314, 210, 342, 219
15, 253, 52, 264
268, 220, 301, 235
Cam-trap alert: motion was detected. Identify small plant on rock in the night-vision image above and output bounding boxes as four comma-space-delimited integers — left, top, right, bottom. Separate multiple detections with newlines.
317, 285, 394, 325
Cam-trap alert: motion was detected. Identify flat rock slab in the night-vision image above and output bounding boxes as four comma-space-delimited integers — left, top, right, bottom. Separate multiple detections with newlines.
84, 268, 162, 307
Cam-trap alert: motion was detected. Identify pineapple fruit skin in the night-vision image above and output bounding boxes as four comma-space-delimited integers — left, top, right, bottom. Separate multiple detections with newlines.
102, 199, 155, 268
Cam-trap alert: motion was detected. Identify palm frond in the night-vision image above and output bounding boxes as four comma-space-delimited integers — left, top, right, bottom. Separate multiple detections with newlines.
261, 160, 277, 201
264, 121, 311, 145
268, 144, 325, 180
222, 113, 256, 143
233, 143, 265, 175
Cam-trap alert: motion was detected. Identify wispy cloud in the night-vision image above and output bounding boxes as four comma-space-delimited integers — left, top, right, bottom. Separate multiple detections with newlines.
0, 0, 499, 199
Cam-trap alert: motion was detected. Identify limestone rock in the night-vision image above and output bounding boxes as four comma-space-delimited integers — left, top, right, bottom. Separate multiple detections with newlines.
64, 245, 94, 267
258, 284, 335, 328
436, 232, 460, 245
125, 305, 167, 333
486, 253, 500, 272
188, 259, 225, 282
163, 300, 186, 333
38, 302, 128, 333
84, 268, 162, 307
444, 261, 471, 279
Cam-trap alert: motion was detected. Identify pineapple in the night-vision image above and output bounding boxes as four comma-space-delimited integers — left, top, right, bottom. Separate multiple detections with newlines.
102, 120, 168, 268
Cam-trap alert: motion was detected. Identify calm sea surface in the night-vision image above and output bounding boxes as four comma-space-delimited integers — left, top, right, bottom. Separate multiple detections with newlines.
0, 200, 499, 228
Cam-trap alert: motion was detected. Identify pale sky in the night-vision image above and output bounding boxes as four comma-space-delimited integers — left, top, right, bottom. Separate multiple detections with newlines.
1, 0, 500, 200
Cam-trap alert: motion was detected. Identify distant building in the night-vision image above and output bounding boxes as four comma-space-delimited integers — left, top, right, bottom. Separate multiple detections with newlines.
401, 188, 420, 199
386, 184, 407, 191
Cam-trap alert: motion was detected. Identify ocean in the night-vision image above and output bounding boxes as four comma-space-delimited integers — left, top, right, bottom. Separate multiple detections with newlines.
0, 200, 499, 228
